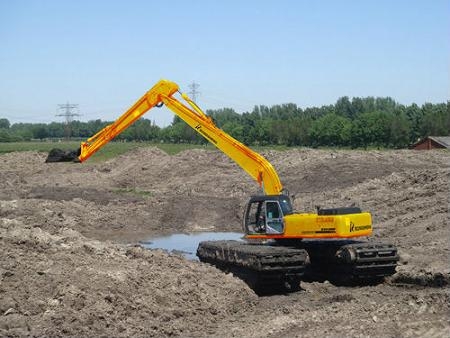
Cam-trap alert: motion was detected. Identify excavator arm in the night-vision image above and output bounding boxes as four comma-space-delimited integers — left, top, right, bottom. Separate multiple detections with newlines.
62, 79, 283, 195
77, 80, 178, 162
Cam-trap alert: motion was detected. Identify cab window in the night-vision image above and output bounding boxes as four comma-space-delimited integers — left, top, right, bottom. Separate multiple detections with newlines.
244, 201, 265, 234
264, 201, 284, 234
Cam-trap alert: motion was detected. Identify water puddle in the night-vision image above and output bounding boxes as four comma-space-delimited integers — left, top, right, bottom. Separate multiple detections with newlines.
140, 232, 244, 260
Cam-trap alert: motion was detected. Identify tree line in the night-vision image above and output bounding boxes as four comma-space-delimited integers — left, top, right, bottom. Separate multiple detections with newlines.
1, 96, 449, 148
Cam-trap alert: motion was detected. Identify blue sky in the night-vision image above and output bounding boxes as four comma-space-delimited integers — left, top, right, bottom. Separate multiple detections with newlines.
0, 0, 449, 126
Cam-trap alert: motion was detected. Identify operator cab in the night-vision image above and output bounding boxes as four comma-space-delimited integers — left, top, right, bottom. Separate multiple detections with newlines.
243, 195, 293, 235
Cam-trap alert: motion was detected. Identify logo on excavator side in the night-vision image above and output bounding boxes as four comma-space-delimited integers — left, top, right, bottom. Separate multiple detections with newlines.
195, 124, 217, 144
350, 223, 371, 232
350, 222, 355, 232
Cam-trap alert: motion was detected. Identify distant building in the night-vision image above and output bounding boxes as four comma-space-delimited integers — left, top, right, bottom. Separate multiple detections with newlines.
411, 136, 450, 150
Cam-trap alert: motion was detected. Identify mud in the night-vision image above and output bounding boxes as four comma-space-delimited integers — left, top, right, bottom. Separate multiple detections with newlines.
0, 147, 449, 337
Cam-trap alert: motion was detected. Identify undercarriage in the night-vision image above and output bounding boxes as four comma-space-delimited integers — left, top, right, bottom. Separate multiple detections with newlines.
197, 239, 399, 294
197, 240, 309, 295
293, 240, 399, 285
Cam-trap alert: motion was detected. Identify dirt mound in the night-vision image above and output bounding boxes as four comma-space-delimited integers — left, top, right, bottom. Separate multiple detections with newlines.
391, 271, 450, 287
0, 147, 449, 337
104, 147, 252, 198
0, 218, 256, 337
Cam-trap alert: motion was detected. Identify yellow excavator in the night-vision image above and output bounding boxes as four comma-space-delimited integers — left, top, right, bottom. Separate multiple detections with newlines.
46, 79, 398, 294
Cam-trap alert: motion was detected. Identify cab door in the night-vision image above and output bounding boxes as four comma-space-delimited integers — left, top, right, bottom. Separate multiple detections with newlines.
264, 201, 284, 234
243, 200, 265, 234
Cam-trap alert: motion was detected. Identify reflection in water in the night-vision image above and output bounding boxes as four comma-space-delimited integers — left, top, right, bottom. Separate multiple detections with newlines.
141, 232, 243, 260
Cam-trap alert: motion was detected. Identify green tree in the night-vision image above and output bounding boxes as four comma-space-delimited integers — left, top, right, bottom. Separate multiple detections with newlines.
310, 113, 351, 147
207, 108, 241, 127
335, 97, 354, 119
375, 97, 396, 113
253, 119, 273, 145
31, 124, 48, 139
389, 113, 411, 148
221, 121, 244, 141
419, 103, 450, 137
0, 129, 11, 142
351, 112, 391, 148
167, 116, 204, 144
405, 103, 423, 143
351, 98, 366, 117
0, 118, 10, 129
47, 122, 65, 138
277, 117, 312, 146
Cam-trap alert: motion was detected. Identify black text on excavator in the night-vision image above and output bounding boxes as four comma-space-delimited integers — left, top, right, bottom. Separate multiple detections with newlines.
46, 79, 399, 294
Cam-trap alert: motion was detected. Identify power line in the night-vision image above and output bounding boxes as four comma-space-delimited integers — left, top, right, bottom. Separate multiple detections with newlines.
56, 102, 81, 139
188, 82, 200, 102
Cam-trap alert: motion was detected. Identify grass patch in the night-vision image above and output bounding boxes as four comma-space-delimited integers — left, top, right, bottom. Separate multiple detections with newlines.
0, 141, 295, 162
0, 141, 207, 161
0, 141, 81, 154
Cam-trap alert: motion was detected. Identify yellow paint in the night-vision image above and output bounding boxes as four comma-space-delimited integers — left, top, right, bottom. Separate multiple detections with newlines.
77, 78, 373, 241
247, 212, 372, 239
78, 79, 282, 195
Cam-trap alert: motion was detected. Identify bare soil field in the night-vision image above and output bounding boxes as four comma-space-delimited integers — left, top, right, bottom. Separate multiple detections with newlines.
0, 147, 449, 337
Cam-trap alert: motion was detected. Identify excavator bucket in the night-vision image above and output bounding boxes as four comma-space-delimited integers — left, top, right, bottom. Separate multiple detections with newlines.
45, 148, 81, 163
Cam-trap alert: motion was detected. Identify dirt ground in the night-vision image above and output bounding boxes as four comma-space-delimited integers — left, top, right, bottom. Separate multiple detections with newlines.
0, 147, 449, 337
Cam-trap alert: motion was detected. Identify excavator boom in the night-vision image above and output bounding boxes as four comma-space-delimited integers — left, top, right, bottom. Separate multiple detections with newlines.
53, 79, 283, 195
78, 80, 178, 162
161, 92, 282, 195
